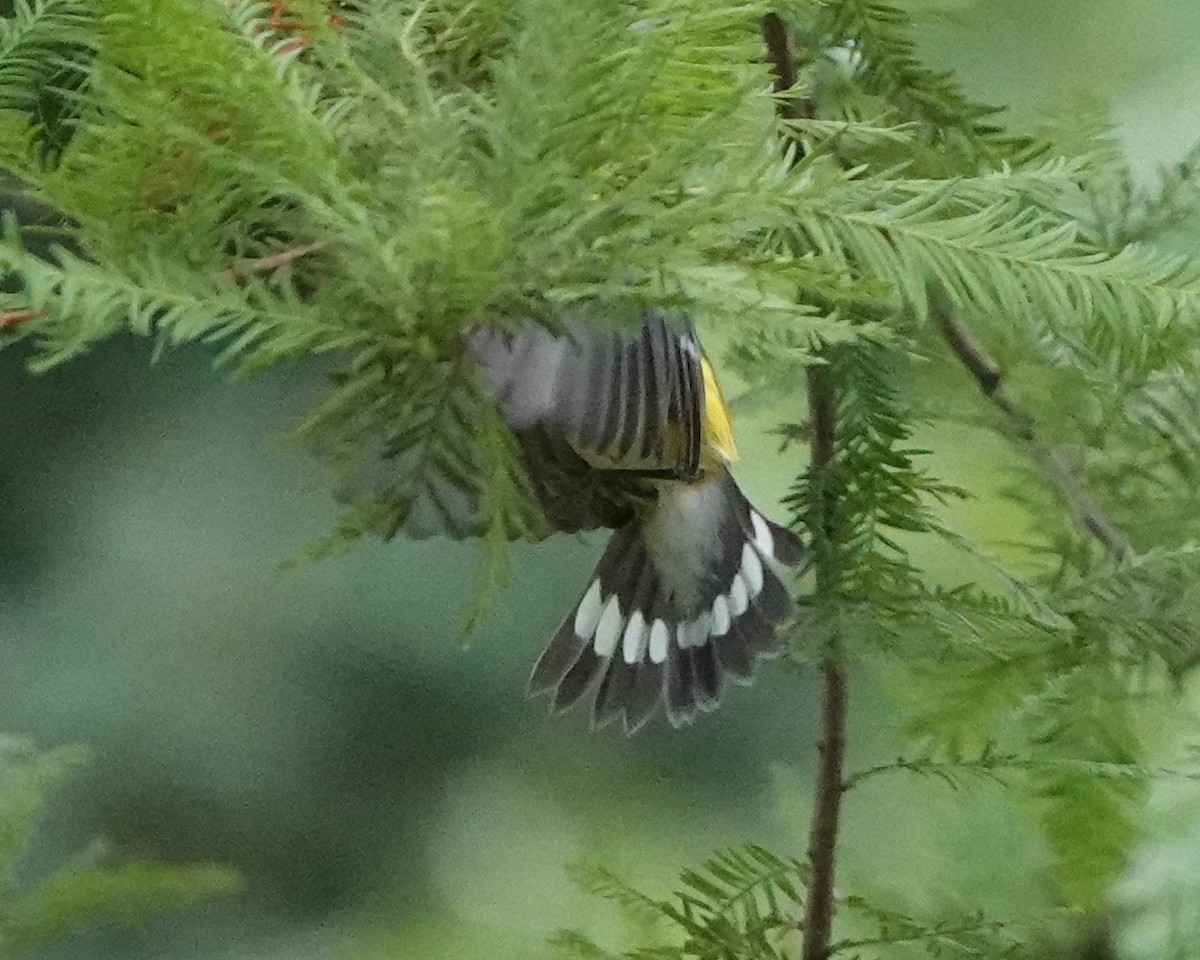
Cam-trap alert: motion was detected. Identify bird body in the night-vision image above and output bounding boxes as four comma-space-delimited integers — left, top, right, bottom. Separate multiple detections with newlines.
467, 309, 804, 731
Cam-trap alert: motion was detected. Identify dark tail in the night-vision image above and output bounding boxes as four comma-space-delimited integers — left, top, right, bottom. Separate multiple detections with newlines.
528, 471, 803, 732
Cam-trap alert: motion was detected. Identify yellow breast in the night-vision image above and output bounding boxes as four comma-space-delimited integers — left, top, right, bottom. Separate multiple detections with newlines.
700, 355, 738, 466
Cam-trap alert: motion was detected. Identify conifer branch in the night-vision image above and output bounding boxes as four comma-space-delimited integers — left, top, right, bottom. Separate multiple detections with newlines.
844, 750, 1200, 792
929, 285, 1133, 561
762, 14, 846, 960
829, 915, 1023, 956
1, 244, 322, 329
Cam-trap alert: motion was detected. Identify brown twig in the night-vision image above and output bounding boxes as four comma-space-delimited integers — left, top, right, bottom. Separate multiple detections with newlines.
930, 285, 1133, 561
0, 307, 40, 328
215, 242, 322, 285
761, 14, 847, 960
801, 364, 847, 960
761, 14, 802, 112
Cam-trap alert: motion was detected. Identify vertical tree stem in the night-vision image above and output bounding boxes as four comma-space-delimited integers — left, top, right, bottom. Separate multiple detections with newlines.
801, 362, 847, 960
804, 655, 847, 960
760, 15, 848, 960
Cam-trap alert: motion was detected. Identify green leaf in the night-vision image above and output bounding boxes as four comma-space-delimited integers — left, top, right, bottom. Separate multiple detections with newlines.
0, 738, 240, 958
0, 862, 242, 956
0, 738, 88, 876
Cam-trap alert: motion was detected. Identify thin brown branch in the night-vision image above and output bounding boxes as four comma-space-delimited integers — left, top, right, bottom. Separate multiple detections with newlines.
806, 365, 837, 491
761, 12, 817, 136
801, 360, 847, 960
761, 13, 803, 114
930, 285, 1133, 561
803, 654, 847, 960
762, 14, 847, 960
0, 307, 39, 328
215, 243, 322, 285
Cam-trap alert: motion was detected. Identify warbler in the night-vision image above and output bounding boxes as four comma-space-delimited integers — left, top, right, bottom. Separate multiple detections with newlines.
467, 309, 804, 732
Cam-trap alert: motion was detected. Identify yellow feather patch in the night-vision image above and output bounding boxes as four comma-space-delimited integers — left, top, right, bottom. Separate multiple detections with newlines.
700, 355, 738, 464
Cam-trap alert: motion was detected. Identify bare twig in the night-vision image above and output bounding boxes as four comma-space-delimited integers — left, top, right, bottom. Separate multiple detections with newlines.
0, 307, 39, 328
761, 13, 806, 118
801, 359, 848, 960
215, 242, 322, 285
761, 14, 847, 960
804, 653, 847, 960
929, 285, 1133, 561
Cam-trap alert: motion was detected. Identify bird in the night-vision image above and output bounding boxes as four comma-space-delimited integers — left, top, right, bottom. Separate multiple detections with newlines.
465, 308, 805, 732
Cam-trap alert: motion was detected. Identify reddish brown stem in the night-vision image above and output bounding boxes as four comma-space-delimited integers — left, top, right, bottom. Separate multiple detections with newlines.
800, 361, 846, 960
803, 660, 847, 960
215, 243, 321, 285
0, 307, 39, 328
761, 14, 848, 960
930, 286, 1132, 561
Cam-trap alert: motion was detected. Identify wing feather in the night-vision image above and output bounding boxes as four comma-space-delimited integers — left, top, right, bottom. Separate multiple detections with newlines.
642, 314, 675, 464
673, 320, 703, 480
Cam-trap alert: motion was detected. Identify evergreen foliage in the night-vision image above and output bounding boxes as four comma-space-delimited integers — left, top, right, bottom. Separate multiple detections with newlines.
556, 847, 1036, 959
0, 738, 241, 957
4, 1, 1200, 957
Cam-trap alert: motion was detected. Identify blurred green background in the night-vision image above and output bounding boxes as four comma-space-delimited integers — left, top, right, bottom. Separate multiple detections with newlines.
5, 2, 1200, 957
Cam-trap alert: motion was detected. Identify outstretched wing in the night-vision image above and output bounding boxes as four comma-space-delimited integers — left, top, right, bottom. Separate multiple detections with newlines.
328, 356, 546, 541
336, 308, 708, 541
469, 308, 706, 481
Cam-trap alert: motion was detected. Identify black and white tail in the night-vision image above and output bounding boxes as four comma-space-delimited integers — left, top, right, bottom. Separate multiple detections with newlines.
529, 470, 804, 732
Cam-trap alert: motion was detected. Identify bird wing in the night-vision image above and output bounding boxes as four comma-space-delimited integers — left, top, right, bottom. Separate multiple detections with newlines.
334, 308, 711, 543
469, 308, 706, 481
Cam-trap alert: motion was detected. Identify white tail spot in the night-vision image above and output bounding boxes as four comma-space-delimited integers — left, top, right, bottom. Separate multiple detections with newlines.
649, 619, 670, 663
574, 580, 603, 639
729, 574, 749, 616
593, 594, 624, 658
622, 610, 648, 664
711, 595, 731, 636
